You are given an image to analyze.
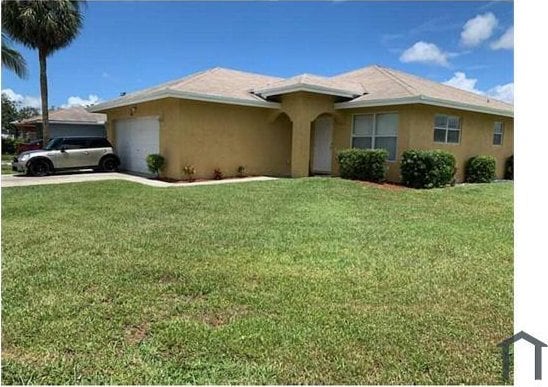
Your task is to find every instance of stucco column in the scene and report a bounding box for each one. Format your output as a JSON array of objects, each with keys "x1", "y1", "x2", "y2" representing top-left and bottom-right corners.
[{"x1": 291, "y1": 119, "x2": 311, "y2": 177}]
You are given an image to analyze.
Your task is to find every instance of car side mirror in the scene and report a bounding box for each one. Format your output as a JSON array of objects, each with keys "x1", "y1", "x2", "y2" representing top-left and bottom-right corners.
[{"x1": 60, "y1": 147, "x2": 67, "y2": 153}]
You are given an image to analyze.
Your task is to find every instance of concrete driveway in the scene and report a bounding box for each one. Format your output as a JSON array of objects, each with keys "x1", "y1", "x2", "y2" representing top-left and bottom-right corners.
[{"x1": 1, "y1": 171, "x2": 276, "y2": 188}]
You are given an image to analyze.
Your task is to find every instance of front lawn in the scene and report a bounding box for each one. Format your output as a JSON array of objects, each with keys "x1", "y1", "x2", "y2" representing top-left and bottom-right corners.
[
  {"x1": 1, "y1": 178, "x2": 513, "y2": 384},
  {"x1": 1, "y1": 154, "x2": 14, "y2": 175}
]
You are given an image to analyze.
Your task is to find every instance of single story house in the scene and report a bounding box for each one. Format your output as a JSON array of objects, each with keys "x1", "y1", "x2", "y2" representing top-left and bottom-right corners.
[
  {"x1": 14, "y1": 106, "x2": 107, "y2": 140},
  {"x1": 89, "y1": 65, "x2": 513, "y2": 182}
]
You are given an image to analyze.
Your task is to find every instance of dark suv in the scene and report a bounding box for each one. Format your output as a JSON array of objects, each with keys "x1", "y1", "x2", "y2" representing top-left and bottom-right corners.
[{"x1": 12, "y1": 136, "x2": 120, "y2": 176}]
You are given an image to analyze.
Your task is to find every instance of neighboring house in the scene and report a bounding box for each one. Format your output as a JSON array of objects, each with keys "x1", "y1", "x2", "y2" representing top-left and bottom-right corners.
[
  {"x1": 89, "y1": 65, "x2": 513, "y2": 182},
  {"x1": 14, "y1": 106, "x2": 107, "y2": 140}
]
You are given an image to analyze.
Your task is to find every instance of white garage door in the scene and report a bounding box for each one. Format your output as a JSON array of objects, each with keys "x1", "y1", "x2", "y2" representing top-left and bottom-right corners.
[{"x1": 115, "y1": 117, "x2": 160, "y2": 175}]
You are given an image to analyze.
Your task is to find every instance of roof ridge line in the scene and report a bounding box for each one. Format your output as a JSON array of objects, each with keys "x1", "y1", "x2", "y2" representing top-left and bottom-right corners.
[
  {"x1": 166, "y1": 67, "x2": 220, "y2": 90},
  {"x1": 208, "y1": 66, "x2": 284, "y2": 80},
  {"x1": 116, "y1": 68, "x2": 214, "y2": 100},
  {"x1": 378, "y1": 66, "x2": 513, "y2": 106},
  {"x1": 374, "y1": 65, "x2": 417, "y2": 96}
]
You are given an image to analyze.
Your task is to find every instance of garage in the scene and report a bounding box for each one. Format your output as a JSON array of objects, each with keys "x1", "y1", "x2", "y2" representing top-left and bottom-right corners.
[{"x1": 114, "y1": 117, "x2": 160, "y2": 175}]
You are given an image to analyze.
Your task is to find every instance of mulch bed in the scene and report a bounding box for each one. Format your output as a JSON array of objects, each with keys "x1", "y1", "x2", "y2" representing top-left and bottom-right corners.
[{"x1": 152, "y1": 176, "x2": 251, "y2": 184}]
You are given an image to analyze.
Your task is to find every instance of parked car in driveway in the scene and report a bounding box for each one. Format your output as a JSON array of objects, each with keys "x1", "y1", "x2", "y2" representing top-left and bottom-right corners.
[{"x1": 12, "y1": 136, "x2": 120, "y2": 176}]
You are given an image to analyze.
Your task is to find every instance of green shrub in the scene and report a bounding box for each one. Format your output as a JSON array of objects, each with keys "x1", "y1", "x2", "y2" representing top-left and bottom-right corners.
[
  {"x1": 400, "y1": 149, "x2": 456, "y2": 189},
  {"x1": 237, "y1": 165, "x2": 246, "y2": 178},
  {"x1": 146, "y1": 154, "x2": 165, "y2": 177},
  {"x1": 337, "y1": 148, "x2": 388, "y2": 183},
  {"x1": 465, "y1": 155, "x2": 496, "y2": 183},
  {"x1": 504, "y1": 155, "x2": 513, "y2": 180}
]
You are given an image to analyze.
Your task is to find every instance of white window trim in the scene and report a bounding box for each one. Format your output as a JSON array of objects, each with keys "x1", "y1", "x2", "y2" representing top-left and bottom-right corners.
[
  {"x1": 351, "y1": 112, "x2": 399, "y2": 162},
  {"x1": 433, "y1": 114, "x2": 461, "y2": 145},
  {"x1": 493, "y1": 121, "x2": 504, "y2": 146}
]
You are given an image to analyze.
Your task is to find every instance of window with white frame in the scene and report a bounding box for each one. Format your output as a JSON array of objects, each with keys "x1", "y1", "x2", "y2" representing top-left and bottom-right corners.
[
  {"x1": 433, "y1": 114, "x2": 461, "y2": 144},
  {"x1": 493, "y1": 121, "x2": 504, "y2": 145},
  {"x1": 352, "y1": 113, "x2": 398, "y2": 161}
]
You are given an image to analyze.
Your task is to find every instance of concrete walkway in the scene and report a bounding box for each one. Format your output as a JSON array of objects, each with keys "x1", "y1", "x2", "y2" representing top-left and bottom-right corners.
[{"x1": 1, "y1": 172, "x2": 277, "y2": 188}]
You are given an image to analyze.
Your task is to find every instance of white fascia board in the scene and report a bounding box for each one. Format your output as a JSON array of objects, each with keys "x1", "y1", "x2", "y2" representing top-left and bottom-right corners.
[
  {"x1": 334, "y1": 96, "x2": 419, "y2": 109},
  {"x1": 88, "y1": 89, "x2": 281, "y2": 112},
  {"x1": 167, "y1": 90, "x2": 281, "y2": 108},
  {"x1": 335, "y1": 95, "x2": 513, "y2": 117},
  {"x1": 419, "y1": 96, "x2": 514, "y2": 117},
  {"x1": 255, "y1": 83, "x2": 360, "y2": 98},
  {"x1": 47, "y1": 120, "x2": 105, "y2": 125},
  {"x1": 14, "y1": 120, "x2": 105, "y2": 125}
]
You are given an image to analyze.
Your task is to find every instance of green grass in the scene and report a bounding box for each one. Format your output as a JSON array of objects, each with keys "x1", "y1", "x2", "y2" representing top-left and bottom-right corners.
[
  {"x1": 1, "y1": 178, "x2": 513, "y2": 384},
  {"x1": 2, "y1": 154, "x2": 14, "y2": 174},
  {"x1": 1, "y1": 165, "x2": 14, "y2": 174}
]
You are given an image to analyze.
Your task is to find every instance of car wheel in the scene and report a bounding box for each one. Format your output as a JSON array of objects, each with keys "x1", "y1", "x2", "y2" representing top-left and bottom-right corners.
[
  {"x1": 28, "y1": 159, "x2": 51, "y2": 177},
  {"x1": 100, "y1": 156, "x2": 119, "y2": 172}
]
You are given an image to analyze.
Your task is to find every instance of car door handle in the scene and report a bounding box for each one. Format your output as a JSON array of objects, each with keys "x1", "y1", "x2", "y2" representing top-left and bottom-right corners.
[{"x1": 83, "y1": 151, "x2": 90, "y2": 155}]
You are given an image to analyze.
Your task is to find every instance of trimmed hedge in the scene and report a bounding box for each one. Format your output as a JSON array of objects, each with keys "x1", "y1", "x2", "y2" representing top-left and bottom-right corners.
[
  {"x1": 465, "y1": 155, "x2": 496, "y2": 183},
  {"x1": 337, "y1": 148, "x2": 388, "y2": 183},
  {"x1": 504, "y1": 155, "x2": 513, "y2": 180},
  {"x1": 400, "y1": 149, "x2": 456, "y2": 189}
]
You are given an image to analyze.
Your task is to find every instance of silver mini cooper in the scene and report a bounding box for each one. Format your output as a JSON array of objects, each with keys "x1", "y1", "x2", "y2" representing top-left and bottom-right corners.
[{"x1": 12, "y1": 136, "x2": 121, "y2": 176}]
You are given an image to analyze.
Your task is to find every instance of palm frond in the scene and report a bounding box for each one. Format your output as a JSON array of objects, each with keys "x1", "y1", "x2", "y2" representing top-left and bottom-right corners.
[
  {"x1": 1, "y1": 36, "x2": 28, "y2": 78},
  {"x1": 1, "y1": 0, "x2": 85, "y2": 55}
]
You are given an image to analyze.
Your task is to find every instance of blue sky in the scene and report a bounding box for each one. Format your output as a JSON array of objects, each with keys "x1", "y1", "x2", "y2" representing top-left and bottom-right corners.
[{"x1": 1, "y1": 1, "x2": 514, "y2": 109}]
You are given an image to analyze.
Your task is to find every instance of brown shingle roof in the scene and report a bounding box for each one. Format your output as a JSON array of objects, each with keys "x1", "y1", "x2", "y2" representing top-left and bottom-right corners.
[
  {"x1": 17, "y1": 106, "x2": 106, "y2": 125},
  {"x1": 92, "y1": 67, "x2": 283, "y2": 109},
  {"x1": 89, "y1": 65, "x2": 513, "y2": 116},
  {"x1": 252, "y1": 73, "x2": 364, "y2": 98},
  {"x1": 333, "y1": 65, "x2": 513, "y2": 113}
]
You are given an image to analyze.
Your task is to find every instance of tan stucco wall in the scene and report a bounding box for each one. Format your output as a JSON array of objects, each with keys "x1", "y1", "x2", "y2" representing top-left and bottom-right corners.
[
  {"x1": 406, "y1": 104, "x2": 513, "y2": 181},
  {"x1": 280, "y1": 92, "x2": 338, "y2": 177},
  {"x1": 333, "y1": 104, "x2": 513, "y2": 182},
  {"x1": 102, "y1": 97, "x2": 513, "y2": 183},
  {"x1": 104, "y1": 98, "x2": 291, "y2": 179}
]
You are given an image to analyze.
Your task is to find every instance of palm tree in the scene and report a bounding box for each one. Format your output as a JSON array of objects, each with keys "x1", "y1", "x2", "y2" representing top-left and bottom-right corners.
[
  {"x1": 2, "y1": 1, "x2": 84, "y2": 141},
  {"x1": 1, "y1": 34, "x2": 28, "y2": 78}
]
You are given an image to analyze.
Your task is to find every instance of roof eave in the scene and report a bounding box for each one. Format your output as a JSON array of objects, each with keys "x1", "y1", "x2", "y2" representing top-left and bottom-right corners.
[
  {"x1": 254, "y1": 83, "x2": 361, "y2": 99},
  {"x1": 14, "y1": 120, "x2": 105, "y2": 125},
  {"x1": 335, "y1": 95, "x2": 513, "y2": 117},
  {"x1": 88, "y1": 89, "x2": 281, "y2": 112}
]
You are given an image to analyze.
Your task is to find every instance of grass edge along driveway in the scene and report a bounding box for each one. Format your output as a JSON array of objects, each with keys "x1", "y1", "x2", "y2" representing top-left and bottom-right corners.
[{"x1": 1, "y1": 178, "x2": 513, "y2": 384}]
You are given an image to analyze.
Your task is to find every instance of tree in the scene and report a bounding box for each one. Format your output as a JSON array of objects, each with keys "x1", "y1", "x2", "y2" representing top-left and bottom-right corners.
[
  {"x1": 1, "y1": 93, "x2": 19, "y2": 135},
  {"x1": 19, "y1": 106, "x2": 40, "y2": 121},
  {"x1": 1, "y1": 93, "x2": 40, "y2": 138},
  {"x1": 1, "y1": 33, "x2": 28, "y2": 78},
  {"x1": 2, "y1": 1, "x2": 84, "y2": 141}
]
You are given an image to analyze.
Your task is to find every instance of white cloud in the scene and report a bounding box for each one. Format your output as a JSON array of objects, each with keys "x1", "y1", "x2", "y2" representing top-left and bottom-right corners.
[
  {"x1": 490, "y1": 26, "x2": 514, "y2": 50},
  {"x1": 443, "y1": 72, "x2": 483, "y2": 94},
  {"x1": 1, "y1": 88, "x2": 41, "y2": 109},
  {"x1": 487, "y1": 82, "x2": 514, "y2": 103},
  {"x1": 443, "y1": 72, "x2": 513, "y2": 103},
  {"x1": 460, "y1": 12, "x2": 498, "y2": 47},
  {"x1": 399, "y1": 41, "x2": 450, "y2": 67},
  {"x1": 61, "y1": 94, "x2": 102, "y2": 108}
]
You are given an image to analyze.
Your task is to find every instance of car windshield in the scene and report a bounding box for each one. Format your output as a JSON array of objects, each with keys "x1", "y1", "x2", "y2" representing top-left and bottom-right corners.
[{"x1": 44, "y1": 138, "x2": 63, "y2": 150}]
